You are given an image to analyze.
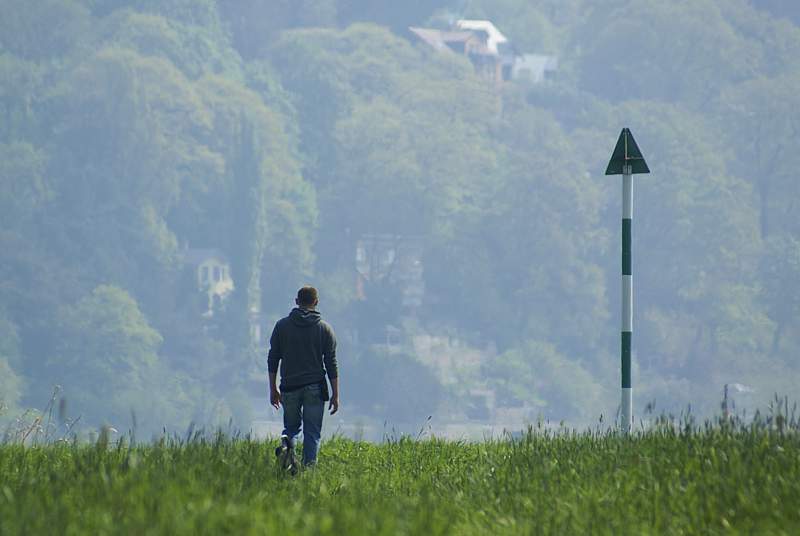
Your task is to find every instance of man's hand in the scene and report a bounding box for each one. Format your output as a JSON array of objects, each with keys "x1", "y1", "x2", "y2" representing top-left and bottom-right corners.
[
  {"x1": 269, "y1": 372, "x2": 280, "y2": 410},
  {"x1": 270, "y1": 388, "x2": 282, "y2": 410},
  {"x1": 328, "y1": 377, "x2": 339, "y2": 415}
]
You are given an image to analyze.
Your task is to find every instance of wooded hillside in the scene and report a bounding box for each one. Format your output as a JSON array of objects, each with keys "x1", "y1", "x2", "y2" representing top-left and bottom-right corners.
[{"x1": 1, "y1": 0, "x2": 798, "y2": 433}]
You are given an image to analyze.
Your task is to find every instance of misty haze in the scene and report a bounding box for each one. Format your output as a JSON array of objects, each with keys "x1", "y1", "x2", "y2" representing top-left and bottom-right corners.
[{"x1": 1, "y1": 0, "x2": 799, "y2": 441}]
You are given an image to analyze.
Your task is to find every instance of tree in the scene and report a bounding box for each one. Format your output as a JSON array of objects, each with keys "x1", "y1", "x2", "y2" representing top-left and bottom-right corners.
[
  {"x1": 48, "y1": 46, "x2": 223, "y2": 282},
  {"x1": 425, "y1": 105, "x2": 607, "y2": 355},
  {"x1": 272, "y1": 22, "x2": 498, "y2": 312},
  {"x1": 717, "y1": 74, "x2": 800, "y2": 239},
  {"x1": 0, "y1": 142, "x2": 49, "y2": 230},
  {"x1": 187, "y1": 73, "x2": 317, "y2": 318},
  {"x1": 97, "y1": 9, "x2": 242, "y2": 79},
  {"x1": 761, "y1": 235, "x2": 800, "y2": 358},
  {"x1": 485, "y1": 340, "x2": 607, "y2": 422},
  {"x1": 48, "y1": 285, "x2": 188, "y2": 431},
  {"x1": 0, "y1": 0, "x2": 90, "y2": 61},
  {"x1": 348, "y1": 348, "x2": 442, "y2": 423},
  {"x1": 0, "y1": 54, "x2": 44, "y2": 141},
  {"x1": 576, "y1": 0, "x2": 757, "y2": 105},
  {"x1": 220, "y1": 0, "x2": 337, "y2": 59}
]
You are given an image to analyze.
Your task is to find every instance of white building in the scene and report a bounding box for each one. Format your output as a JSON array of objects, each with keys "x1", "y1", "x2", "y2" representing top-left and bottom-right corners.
[
  {"x1": 409, "y1": 19, "x2": 557, "y2": 85},
  {"x1": 183, "y1": 248, "x2": 234, "y2": 317}
]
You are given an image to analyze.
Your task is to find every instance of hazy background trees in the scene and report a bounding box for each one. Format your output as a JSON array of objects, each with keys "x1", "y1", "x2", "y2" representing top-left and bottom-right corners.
[{"x1": 0, "y1": 0, "x2": 798, "y2": 434}]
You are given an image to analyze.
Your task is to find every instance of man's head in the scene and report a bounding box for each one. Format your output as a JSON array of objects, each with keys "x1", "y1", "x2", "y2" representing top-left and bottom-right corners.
[{"x1": 295, "y1": 286, "x2": 319, "y2": 309}]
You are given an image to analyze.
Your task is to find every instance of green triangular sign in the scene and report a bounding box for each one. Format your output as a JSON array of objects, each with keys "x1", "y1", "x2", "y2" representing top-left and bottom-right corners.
[{"x1": 605, "y1": 128, "x2": 650, "y2": 175}]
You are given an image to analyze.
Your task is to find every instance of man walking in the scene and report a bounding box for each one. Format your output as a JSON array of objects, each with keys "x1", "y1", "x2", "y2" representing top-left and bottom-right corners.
[{"x1": 268, "y1": 286, "x2": 339, "y2": 467}]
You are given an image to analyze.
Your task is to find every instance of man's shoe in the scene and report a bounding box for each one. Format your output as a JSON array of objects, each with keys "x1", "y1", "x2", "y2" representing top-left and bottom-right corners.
[{"x1": 275, "y1": 434, "x2": 299, "y2": 475}]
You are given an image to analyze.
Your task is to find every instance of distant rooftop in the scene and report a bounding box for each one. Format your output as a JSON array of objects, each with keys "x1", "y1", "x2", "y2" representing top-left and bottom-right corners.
[
  {"x1": 408, "y1": 27, "x2": 474, "y2": 52},
  {"x1": 408, "y1": 19, "x2": 557, "y2": 85},
  {"x1": 454, "y1": 20, "x2": 509, "y2": 55}
]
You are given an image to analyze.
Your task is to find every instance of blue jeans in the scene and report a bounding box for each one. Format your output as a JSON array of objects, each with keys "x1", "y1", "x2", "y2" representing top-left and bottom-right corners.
[{"x1": 281, "y1": 383, "x2": 325, "y2": 465}]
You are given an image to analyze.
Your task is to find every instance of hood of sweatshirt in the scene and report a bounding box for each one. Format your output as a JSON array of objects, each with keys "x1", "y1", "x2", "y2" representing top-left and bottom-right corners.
[{"x1": 289, "y1": 307, "x2": 321, "y2": 327}]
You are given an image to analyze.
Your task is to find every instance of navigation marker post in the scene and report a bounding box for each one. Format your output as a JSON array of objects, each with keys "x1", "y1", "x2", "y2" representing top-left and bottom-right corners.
[{"x1": 605, "y1": 128, "x2": 649, "y2": 433}]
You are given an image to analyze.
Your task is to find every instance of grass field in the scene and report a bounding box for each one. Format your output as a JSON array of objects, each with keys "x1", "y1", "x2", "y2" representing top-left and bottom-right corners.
[{"x1": 1, "y1": 418, "x2": 799, "y2": 535}]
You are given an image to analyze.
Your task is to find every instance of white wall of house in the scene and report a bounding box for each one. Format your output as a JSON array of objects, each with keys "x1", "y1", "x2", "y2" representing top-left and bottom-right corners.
[{"x1": 196, "y1": 256, "x2": 234, "y2": 315}]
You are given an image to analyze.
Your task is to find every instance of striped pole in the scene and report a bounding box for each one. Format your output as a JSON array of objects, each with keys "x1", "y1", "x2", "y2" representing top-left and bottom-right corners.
[
  {"x1": 605, "y1": 128, "x2": 649, "y2": 433},
  {"x1": 621, "y1": 166, "x2": 633, "y2": 432}
]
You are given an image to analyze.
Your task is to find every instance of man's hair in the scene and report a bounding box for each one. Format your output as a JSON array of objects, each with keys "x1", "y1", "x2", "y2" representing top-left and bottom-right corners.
[{"x1": 297, "y1": 286, "x2": 318, "y2": 306}]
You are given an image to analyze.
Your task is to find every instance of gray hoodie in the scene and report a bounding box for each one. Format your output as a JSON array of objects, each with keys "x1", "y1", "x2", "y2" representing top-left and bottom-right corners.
[{"x1": 267, "y1": 308, "x2": 338, "y2": 392}]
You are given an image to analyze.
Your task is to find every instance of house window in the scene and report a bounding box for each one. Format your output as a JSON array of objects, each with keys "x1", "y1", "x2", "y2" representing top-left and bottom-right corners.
[
  {"x1": 213, "y1": 266, "x2": 221, "y2": 282},
  {"x1": 201, "y1": 266, "x2": 209, "y2": 283}
]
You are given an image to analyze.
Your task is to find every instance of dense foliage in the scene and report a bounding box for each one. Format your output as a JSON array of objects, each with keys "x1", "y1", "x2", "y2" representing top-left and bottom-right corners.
[
  {"x1": 1, "y1": 0, "x2": 798, "y2": 432},
  {"x1": 1, "y1": 419, "x2": 799, "y2": 534}
]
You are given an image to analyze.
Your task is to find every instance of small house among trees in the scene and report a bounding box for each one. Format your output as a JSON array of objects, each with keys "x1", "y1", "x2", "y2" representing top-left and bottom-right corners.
[
  {"x1": 184, "y1": 248, "x2": 234, "y2": 317},
  {"x1": 409, "y1": 20, "x2": 556, "y2": 86}
]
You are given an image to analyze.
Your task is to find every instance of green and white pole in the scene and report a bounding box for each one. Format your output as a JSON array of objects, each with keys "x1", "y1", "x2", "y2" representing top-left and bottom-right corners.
[
  {"x1": 621, "y1": 165, "x2": 633, "y2": 431},
  {"x1": 605, "y1": 128, "x2": 649, "y2": 433}
]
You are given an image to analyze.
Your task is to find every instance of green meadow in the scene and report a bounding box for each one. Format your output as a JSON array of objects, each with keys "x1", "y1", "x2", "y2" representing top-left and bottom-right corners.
[{"x1": 1, "y1": 419, "x2": 798, "y2": 535}]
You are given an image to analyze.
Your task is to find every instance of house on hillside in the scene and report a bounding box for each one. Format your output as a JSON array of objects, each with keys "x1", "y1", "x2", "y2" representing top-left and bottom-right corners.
[
  {"x1": 183, "y1": 248, "x2": 235, "y2": 317},
  {"x1": 182, "y1": 247, "x2": 264, "y2": 348},
  {"x1": 409, "y1": 19, "x2": 556, "y2": 86},
  {"x1": 453, "y1": 19, "x2": 515, "y2": 82}
]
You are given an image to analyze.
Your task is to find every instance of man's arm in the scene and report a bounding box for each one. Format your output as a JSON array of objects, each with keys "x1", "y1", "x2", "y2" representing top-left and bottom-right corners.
[
  {"x1": 328, "y1": 376, "x2": 339, "y2": 415},
  {"x1": 323, "y1": 325, "x2": 339, "y2": 415},
  {"x1": 267, "y1": 324, "x2": 282, "y2": 409}
]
